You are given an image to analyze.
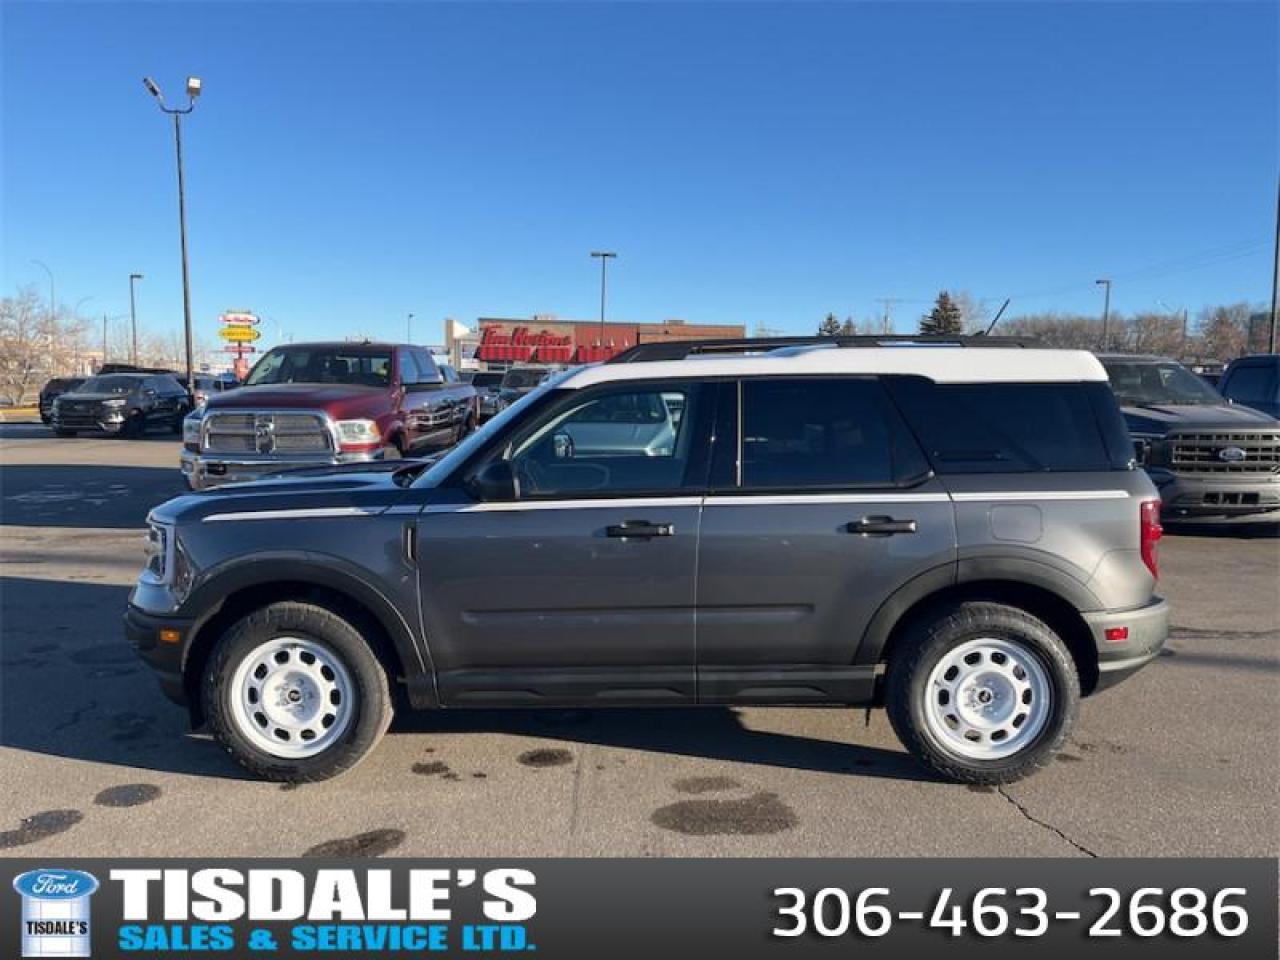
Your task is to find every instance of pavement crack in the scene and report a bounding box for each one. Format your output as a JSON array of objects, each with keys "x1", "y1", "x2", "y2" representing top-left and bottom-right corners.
[{"x1": 996, "y1": 787, "x2": 1097, "y2": 858}]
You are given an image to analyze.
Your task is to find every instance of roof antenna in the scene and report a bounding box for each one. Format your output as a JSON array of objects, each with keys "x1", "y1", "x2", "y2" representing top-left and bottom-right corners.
[{"x1": 982, "y1": 298, "x2": 1011, "y2": 336}]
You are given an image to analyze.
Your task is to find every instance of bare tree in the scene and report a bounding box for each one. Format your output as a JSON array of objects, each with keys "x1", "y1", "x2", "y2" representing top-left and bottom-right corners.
[
  {"x1": 0, "y1": 286, "x2": 91, "y2": 404},
  {"x1": 1195, "y1": 304, "x2": 1251, "y2": 361}
]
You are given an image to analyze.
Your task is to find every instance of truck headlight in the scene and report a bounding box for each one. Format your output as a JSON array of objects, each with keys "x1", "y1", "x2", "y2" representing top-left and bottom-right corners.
[
  {"x1": 143, "y1": 521, "x2": 170, "y2": 583},
  {"x1": 102, "y1": 397, "x2": 127, "y2": 407},
  {"x1": 335, "y1": 419, "x2": 381, "y2": 446},
  {"x1": 182, "y1": 412, "x2": 203, "y2": 451}
]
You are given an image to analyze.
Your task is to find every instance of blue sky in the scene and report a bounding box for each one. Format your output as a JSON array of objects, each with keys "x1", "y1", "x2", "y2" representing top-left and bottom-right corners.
[{"x1": 2, "y1": 1, "x2": 1276, "y2": 348}]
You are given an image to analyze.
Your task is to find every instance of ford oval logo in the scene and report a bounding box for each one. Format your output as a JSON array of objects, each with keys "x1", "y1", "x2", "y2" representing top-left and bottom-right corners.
[
  {"x1": 13, "y1": 869, "x2": 99, "y2": 899},
  {"x1": 1218, "y1": 446, "x2": 1247, "y2": 463}
]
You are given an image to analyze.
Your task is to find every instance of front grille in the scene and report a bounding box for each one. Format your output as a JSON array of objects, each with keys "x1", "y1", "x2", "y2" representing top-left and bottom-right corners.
[
  {"x1": 1169, "y1": 432, "x2": 1280, "y2": 475},
  {"x1": 203, "y1": 411, "x2": 332, "y2": 457}
]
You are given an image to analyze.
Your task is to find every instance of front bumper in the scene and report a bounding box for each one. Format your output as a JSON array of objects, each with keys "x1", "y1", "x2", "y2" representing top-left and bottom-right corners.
[
  {"x1": 124, "y1": 603, "x2": 193, "y2": 706},
  {"x1": 1084, "y1": 597, "x2": 1169, "y2": 693},
  {"x1": 180, "y1": 448, "x2": 379, "y2": 490},
  {"x1": 51, "y1": 410, "x2": 127, "y2": 433},
  {"x1": 1148, "y1": 469, "x2": 1280, "y2": 524}
]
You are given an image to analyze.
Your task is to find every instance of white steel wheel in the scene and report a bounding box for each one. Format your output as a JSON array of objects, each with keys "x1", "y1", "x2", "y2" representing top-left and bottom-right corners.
[
  {"x1": 922, "y1": 636, "x2": 1052, "y2": 760},
  {"x1": 228, "y1": 637, "x2": 355, "y2": 759}
]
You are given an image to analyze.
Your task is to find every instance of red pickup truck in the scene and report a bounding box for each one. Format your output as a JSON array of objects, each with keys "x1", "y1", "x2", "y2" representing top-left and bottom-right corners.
[{"x1": 180, "y1": 341, "x2": 478, "y2": 490}]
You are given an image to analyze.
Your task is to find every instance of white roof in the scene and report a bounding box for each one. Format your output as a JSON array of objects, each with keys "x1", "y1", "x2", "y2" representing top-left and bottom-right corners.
[{"x1": 560, "y1": 346, "x2": 1108, "y2": 389}]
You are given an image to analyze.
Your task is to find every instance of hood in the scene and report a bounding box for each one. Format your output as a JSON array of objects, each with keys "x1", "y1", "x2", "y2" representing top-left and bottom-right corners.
[
  {"x1": 150, "y1": 464, "x2": 417, "y2": 526},
  {"x1": 204, "y1": 383, "x2": 387, "y2": 419},
  {"x1": 57, "y1": 392, "x2": 131, "y2": 404},
  {"x1": 1121, "y1": 401, "x2": 1280, "y2": 436}
]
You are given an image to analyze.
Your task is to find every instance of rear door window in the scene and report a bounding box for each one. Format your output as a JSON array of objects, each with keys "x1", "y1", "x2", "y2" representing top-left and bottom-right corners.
[
  {"x1": 738, "y1": 378, "x2": 929, "y2": 489},
  {"x1": 885, "y1": 377, "x2": 1128, "y2": 473}
]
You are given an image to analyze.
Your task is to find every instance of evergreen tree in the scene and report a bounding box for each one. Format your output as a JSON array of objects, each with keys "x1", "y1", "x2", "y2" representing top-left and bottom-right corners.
[
  {"x1": 920, "y1": 291, "x2": 964, "y2": 336},
  {"x1": 818, "y1": 313, "x2": 842, "y2": 337}
]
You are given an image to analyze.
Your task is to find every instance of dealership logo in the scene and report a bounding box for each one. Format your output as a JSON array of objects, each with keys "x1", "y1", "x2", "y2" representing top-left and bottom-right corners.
[
  {"x1": 1217, "y1": 446, "x2": 1247, "y2": 463},
  {"x1": 13, "y1": 869, "x2": 99, "y2": 958}
]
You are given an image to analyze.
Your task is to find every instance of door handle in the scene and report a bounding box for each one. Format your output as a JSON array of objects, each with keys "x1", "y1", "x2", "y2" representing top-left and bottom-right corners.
[
  {"x1": 846, "y1": 515, "x2": 917, "y2": 536},
  {"x1": 606, "y1": 520, "x2": 675, "y2": 539}
]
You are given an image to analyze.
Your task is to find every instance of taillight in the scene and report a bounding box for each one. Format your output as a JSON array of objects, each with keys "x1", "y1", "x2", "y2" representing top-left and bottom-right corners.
[{"x1": 1140, "y1": 498, "x2": 1162, "y2": 579}]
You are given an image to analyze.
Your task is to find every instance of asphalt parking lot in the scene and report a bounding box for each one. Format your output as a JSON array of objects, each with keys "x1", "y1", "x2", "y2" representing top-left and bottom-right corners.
[{"x1": 2, "y1": 423, "x2": 1277, "y2": 859}]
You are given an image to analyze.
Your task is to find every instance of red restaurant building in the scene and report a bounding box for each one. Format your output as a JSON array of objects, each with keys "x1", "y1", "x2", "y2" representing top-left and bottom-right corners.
[{"x1": 471, "y1": 316, "x2": 746, "y2": 367}]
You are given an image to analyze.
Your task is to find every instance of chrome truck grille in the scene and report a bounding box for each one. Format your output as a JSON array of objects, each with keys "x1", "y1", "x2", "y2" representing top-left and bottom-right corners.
[
  {"x1": 203, "y1": 411, "x2": 332, "y2": 456},
  {"x1": 1169, "y1": 432, "x2": 1280, "y2": 475}
]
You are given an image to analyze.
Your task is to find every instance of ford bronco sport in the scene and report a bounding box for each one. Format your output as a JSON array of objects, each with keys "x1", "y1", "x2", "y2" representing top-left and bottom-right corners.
[{"x1": 127, "y1": 336, "x2": 1168, "y2": 784}]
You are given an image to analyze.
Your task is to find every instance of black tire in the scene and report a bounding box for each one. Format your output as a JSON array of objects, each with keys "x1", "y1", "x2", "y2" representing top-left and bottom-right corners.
[
  {"x1": 202, "y1": 601, "x2": 393, "y2": 782},
  {"x1": 53, "y1": 428, "x2": 76, "y2": 438},
  {"x1": 122, "y1": 410, "x2": 146, "y2": 438},
  {"x1": 885, "y1": 601, "x2": 1079, "y2": 785}
]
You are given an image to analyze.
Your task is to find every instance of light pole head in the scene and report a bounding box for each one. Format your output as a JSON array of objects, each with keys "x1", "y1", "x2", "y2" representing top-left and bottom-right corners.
[
  {"x1": 1095, "y1": 278, "x2": 1109, "y2": 287},
  {"x1": 130, "y1": 273, "x2": 143, "y2": 281},
  {"x1": 186, "y1": 77, "x2": 202, "y2": 99},
  {"x1": 143, "y1": 77, "x2": 163, "y2": 101},
  {"x1": 590, "y1": 251, "x2": 617, "y2": 259}
]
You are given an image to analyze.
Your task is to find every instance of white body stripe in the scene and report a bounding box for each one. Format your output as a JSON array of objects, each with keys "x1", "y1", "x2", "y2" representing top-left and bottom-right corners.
[
  {"x1": 950, "y1": 490, "x2": 1130, "y2": 502},
  {"x1": 202, "y1": 489, "x2": 1130, "y2": 522}
]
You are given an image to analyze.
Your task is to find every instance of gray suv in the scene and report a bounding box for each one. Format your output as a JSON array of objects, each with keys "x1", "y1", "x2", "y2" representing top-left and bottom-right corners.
[{"x1": 126, "y1": 337, "x2": 1168, "y2": 785}]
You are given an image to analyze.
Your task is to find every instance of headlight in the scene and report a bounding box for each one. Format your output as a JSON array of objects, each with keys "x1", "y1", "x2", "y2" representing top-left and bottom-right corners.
[
  {"x1": 1131, "y1": 434, "x2": 1169, "y2": 468},
  {"x1": 182, "y1": 412, "x2": 203, "y2": 450},
  {"x1": 335, "y1": 419, "x2": 381, "y2": 445},
  {"x1": 143, "y1": 522, "x2": 170, "y2": 583},
  {"x1": 102, "y1": 397, "x2": 127, "y2": 407}
]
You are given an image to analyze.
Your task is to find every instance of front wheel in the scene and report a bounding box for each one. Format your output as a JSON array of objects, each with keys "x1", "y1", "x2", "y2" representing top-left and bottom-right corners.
[
  {"x1": 53, "y1": 428, "x2": 76, "y2": 438},
  {"x1": 885, "y1": 601, "x2": 1079, "y2": 785},
  {"x1": 202, "y1": 601, "x2": 393, "y2": 782}
]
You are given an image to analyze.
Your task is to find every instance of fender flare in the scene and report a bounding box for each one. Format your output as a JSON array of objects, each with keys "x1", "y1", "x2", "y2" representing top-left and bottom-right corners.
[
  {"x1": 181, "y1": 552, "x2": 437, "y2": 708},
  {"x1": 854, "y1": 555, "x2": 1101, "y2": 666}
]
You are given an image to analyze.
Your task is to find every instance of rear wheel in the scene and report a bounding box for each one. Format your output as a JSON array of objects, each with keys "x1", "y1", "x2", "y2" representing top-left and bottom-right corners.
[
  {"x1": 885, "y1": 601, "x2": 1079, "y2": 784},
  {"x1": 122, "y1": 410, "x2": 146, "y2": 438},
  {"x1": 202, "y1": 601, "x2": 393, "y2": 782}
]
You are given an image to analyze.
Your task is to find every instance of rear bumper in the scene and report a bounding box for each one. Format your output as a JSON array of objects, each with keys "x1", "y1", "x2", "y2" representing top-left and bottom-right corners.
[
  {"x1": 1084, "y1": 597, "x2": 1169, "y2": 693},
  {"x1": 124, "y1": 604, "x2": 192, "y2": 706}
]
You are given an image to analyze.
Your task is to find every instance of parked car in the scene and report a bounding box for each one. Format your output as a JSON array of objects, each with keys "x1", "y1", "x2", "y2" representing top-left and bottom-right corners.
[
  {"x1": 179, "y1": 341, "x2": 478, "y2": 490},
  {"x1": 38, "y1": 377, "x2": 85, "y2": 424},
  {"x1": 1099, "y1": 354, "x2": 1280, "y2": 525},
  {"x1": 498, "y1": 365, "x2": 555, "y2": 407},
  {"x1": 129, "y1": 336, "x2": 1167, "y2": 785},
  {"x1": 464, "y1": 371, "x2": 507, "y2": 422},
  {"x1": 192, "y1": 373, "x2": 240, "y2": 409},
  {"x1": 51, "y1": 373, "x2": 191, "y2": 438},
  {"x1": 1219, "y1": 354, "x2": 1280, "y2": 418}
]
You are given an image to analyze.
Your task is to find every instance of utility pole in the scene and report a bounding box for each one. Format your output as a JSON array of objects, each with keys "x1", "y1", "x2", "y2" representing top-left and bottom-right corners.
[
  {"x1": 590, "y1": 251, "x2": 617, "y2": 345},
  {"x1": 1096, "y1": 278, "x2": 1112, "y2": 351},
  {"x1": 406, "y1": 313, "x2": 415, "y2": 343},
  {"x1": 102, "y1": 315, "x2": 108, "y2": 367},
  {"x1": 129, "y1": 273, "x2": 143, "y2": 365},
  {"x1": 1270, "y1": 174, "x2": 1278, "y2": 353}
]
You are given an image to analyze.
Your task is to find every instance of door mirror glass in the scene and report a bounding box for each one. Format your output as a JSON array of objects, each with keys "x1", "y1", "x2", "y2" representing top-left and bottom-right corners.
[{"x1": 470, "y1": 460, "x2": 517, "y2": 501}]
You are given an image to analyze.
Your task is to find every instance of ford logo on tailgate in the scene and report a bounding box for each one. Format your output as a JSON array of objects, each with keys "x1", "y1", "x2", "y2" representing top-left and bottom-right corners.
[{"x1": 1217, "y1": 446, "x2": 1247, "y2": 463}]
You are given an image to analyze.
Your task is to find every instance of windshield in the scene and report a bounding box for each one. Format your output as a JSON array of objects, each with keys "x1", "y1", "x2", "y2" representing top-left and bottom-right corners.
[
  {"x1": 413, "y1": 371, "x2": 573, "y2": 488},
  {"x1": 78, "y1": 375, "x2": 142, "y2": 394},
  {"x1": 501, "y1": 368, "x2": 546, "y2": 390},
  {"x1": 1102, "y1": 360, "x2": 1223, "y2": 406},
  {"x1": 244, "y1": 346, "x2": 393, "y2": 387}
]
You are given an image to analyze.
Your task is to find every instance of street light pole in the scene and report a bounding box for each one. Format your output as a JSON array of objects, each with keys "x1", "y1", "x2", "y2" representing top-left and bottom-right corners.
[
  {"x1": 407, "y1": 313, "x2": 415, "y2": 344},
  {"x1": 129, "y1": 273, "x2": 144, "y2": 365},
  {"x1": 1269, "y1": 174, "x2": 1278, "y2": 353},
  {"x1": 590, "y1": 251, "x2": 617, "y2": 346},
  {"x1": 1095, "y1": 278, "x2": 1112, "y2": 351},
  {"x1": 143, "y1": 76, "x2": 201, "y2": 391},
  {"x1": 31, "y1": 259, "x2": 55, "y2": 322}
]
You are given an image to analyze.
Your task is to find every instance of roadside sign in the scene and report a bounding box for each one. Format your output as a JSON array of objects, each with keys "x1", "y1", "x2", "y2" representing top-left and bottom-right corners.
[
  {"x1": 220, "y1": 312, "x2": 259, "y2": 326},
  {"x1": 218, "y1": 326, "x2": 260, "y2": 342},
  {"x1": 223, "y1": 345, "x2": 256, "y2": 354}
]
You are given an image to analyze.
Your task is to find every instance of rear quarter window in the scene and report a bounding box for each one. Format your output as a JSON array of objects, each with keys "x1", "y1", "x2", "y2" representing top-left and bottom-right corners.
[{"x1": 885, "y1": 377, "x2": 1131, "y2": 473}]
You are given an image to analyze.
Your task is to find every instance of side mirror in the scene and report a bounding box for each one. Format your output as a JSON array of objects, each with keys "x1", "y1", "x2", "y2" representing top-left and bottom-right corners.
[
  {"x1": 469, "y1": 460, "x2": 517, "y2": 502},
  {"x1": 552, "y1": 432, "x2": 575, "y2": 459}
]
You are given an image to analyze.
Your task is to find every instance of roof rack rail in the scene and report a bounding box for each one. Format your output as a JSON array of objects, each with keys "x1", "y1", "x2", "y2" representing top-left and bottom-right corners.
[{"x1": 607, "y1": 334, "x2": 1042, "y2": 364}]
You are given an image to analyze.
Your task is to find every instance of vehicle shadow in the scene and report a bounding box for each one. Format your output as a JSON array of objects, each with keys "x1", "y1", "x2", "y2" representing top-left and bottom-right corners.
[
  {"x1": 1, "y1": 575, "x2": 933, "y2": 784},
  {"x1": 1, "y1": 465, "x2": 187, "y2": 529}
]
